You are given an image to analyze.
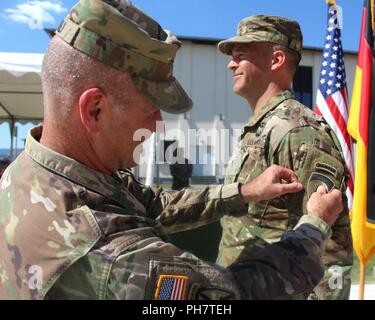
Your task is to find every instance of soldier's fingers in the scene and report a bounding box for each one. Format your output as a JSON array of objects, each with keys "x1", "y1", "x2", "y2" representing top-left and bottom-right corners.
[
  {"x1": 316, "y1": 184, "x2": 328, "y2": 194},
  {"x1": 277, "y1": 182, "x2": 303, "y2": 195},
  {"x1": 274, "y1": 166, "x2": 299, "y2": 183},
  {"x1": 327, "y1": 189, "x2": 343, "y2": 212},
  {"x1": 330, "y1": 188, "x2": 341, "y2": 195},
  {"x1": 330, "y1": 189, "x2": 342, "y2": 201}
]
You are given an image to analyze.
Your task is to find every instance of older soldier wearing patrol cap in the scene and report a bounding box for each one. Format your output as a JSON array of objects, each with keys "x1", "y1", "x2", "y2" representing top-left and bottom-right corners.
[
  {"x1": 217, "y1": 15, "x2": 353, "y2": 300},
  {"x1": 0, "y1": 1, "x2": 343, "y2": 300}
]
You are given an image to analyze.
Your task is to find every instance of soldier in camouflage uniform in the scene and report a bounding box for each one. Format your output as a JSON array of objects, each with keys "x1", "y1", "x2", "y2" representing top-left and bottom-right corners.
[
  {"x1": 170, "y1": 149, "x2": 193, "y2": 190},
  {"x1": 217, "y1": 15, "x2": 353, "y2": 299},
  {"x1": 0, "y1": 1, "x2": 343, "y2": 300}
]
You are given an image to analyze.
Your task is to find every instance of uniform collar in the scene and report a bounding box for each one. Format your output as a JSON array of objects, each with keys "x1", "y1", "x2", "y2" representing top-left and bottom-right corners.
[
  {"x1": 25, "y1": 126, "x2": 145, "y2": 214},
  {"x1": 246, "y1": 90, "x2": 294, "y2": 128}
]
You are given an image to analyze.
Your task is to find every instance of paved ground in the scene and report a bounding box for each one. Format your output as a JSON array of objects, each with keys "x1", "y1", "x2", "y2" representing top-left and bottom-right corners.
[{"x1": 350, "y1": 283, "x2": 375, "y2": 300}]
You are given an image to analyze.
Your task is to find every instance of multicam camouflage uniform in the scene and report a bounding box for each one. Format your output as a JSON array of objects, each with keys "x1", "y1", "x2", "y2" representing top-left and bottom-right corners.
[
  {"x1": 217, "y1": 91, "x2": 353, "y2": 299},
  {"x1": 217, "y1": 14, "x2": 353, "y2": 300},
  {"x1": 0, "y1": 2, "x2": 335, "y2": 300},
  {"x1": 0, "y1": 126, "x2": 332, "y2": 299}
]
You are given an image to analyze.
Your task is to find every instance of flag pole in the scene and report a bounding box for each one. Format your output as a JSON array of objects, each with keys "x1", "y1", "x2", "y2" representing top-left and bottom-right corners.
[{"x1": 359, "y1": 262, "x2": 365, "y2": 300}]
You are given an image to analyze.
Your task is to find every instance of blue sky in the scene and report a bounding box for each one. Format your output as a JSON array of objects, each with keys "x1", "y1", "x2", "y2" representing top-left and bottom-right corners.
[{"x1": 0, "y1": 0, "x2": 364, "y2": 151}]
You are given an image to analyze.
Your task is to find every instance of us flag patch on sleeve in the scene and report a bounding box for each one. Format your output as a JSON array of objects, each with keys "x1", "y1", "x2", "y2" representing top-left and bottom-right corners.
[{"x1": 154, "y1": 275, "x2": 188, "y2": 300}]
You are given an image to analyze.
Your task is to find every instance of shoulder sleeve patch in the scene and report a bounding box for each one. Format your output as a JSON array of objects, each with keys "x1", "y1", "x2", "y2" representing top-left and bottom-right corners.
[
  {"x1": 292, "y1": 143, "x2": 345, "y2": 216},
  {"x1": 154, "y1": 275, "x2": 188, "y2": 300},
  {"x1": 146, "y1": 256, "x2": 240, "y2": 300}
]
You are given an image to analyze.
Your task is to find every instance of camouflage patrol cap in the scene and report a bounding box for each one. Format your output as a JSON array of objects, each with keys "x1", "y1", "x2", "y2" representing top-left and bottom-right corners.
[
  {"x1": 218, "y1": 15, "x2": 303, "y2": 58},
  {"x1": 56, "y1": 0, "x2": 192, "y2": 114}
]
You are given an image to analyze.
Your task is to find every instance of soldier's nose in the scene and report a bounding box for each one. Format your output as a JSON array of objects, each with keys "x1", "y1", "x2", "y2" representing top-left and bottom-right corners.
[{"x1": 228, "y1": 59, "x2": 238, "y2": 71}]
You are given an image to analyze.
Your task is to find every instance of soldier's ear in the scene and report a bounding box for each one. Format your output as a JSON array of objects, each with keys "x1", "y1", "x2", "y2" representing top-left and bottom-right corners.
[
  {"x1": 271, "y1": 49, "x2": 287, "y2": 71},
  {"x1": 78, "y1": 88, "x2": 108, "y2": 134}
]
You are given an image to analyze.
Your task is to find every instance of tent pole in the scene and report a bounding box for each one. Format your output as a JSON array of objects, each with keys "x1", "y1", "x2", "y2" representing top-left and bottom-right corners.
[
  {"x1": 15, "y1": 125, "x2": 18, "y2": 157},
  {"x1": 0, "y1": 101, "x2": 15, "y2": 160},
  {"x1": 9, "y1": 121, "x2": 14, "y2": 161}
]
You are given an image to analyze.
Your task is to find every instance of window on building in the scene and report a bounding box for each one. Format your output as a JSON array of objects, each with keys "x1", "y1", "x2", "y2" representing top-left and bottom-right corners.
[{"x1": 293, "y1": 66, "x2": 313, "y2": 109}]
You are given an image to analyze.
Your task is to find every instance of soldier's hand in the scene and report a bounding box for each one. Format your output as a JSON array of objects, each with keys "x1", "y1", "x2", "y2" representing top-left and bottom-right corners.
[
  {"x1": 307, "y1": 185, "x2": 343, "y2": 226},
  {"x1": 239, "y1": 165, "x2": 303, "y2": 203}
]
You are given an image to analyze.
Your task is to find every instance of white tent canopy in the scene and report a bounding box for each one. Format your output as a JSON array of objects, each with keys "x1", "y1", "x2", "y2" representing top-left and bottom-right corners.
[{"x1": 0, "y1": 52, "x2": 44, "y2": 124}]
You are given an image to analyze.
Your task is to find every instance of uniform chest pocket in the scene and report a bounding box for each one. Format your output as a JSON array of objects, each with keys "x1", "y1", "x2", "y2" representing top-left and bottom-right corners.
[
  {"x1": 224, "y1": 145, "x2": 269, "y2": 225},
  {"x1": 225, "y1": 145, "x2": 268, "y2": 184}
]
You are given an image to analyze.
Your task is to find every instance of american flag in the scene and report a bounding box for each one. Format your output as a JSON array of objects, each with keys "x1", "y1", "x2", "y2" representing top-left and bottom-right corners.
[
  {"x1": 155, "y1": 275, "x2": 188, "y2": 300},
  {"x1": 315, "y1": 3, "x2": 354, "y2": 209}
]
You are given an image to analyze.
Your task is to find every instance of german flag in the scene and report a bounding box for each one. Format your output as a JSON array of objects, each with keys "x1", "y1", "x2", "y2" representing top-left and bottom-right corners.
[{"x1": 348, "y1": 0, "x2": 375, "y2": 266}]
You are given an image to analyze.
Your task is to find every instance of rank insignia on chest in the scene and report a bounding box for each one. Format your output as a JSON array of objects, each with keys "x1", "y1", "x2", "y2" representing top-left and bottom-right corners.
[{"x1": 154, "y1": 275, "x2": 188, "y2": 300}]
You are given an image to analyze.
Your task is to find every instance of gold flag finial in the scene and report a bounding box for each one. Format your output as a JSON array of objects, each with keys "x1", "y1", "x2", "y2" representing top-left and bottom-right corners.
[{"x1": 326, "y1": 0, "x2": 337, "y2": 5}]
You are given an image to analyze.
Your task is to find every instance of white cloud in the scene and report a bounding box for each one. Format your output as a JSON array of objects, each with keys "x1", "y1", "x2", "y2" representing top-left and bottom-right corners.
[{"x1": 3, "y1": 1, "x2": 67, "y2": 30}]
